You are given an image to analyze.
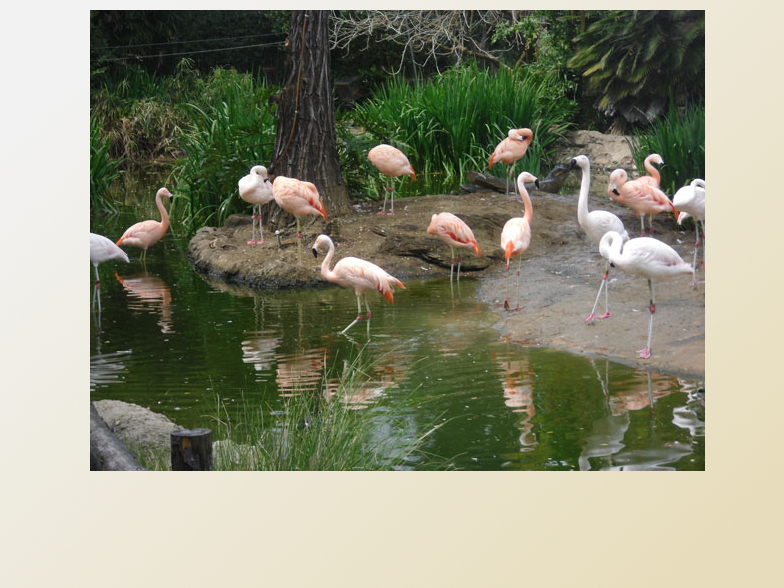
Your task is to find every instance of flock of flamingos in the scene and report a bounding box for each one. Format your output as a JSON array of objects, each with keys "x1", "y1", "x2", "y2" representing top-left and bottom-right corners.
[{"x1": 90, "y1": 127, "x2": 705, "y2": 360}]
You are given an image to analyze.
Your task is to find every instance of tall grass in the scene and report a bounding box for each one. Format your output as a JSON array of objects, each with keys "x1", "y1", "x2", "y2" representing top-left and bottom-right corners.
[
  {"x1": 350, "y1": 62, "x2": 575, "y2": 197},
  {"x1": 90, "y1": 112, "x2": 123, "y2": 213},
  {"x1": 171, "y1": 69, "x2": 278, "y2": 231},
  {"x1": 627, "y1": 101, "x2": 705, "y2": 195}
]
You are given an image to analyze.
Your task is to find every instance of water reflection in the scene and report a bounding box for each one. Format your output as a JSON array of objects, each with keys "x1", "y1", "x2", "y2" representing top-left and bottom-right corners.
[
  {"x1": 115, "y1": 271, "x2": 173, "y2": 333},
  {"x1": 578, "y1": 360, "x2": 697, "y2": 471},
  {"x1": 492, "y1": 348, "x2": 537, "y2": 450}
]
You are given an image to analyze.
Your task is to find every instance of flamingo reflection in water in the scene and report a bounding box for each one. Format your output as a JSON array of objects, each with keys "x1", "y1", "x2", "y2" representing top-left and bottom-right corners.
[
  {"x1": 579, "y1": 362, "x2": 693, "y2": 471},
  {"x1": 492, "y1": 349, "x2": 537, "y2": 450},
  {"x1": 114, "y1": 272, "x2": 173, "y2": 334}
]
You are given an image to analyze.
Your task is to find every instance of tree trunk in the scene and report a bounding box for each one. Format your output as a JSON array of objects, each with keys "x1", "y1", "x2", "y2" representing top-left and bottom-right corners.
[{"x1": 266, "y1": 11, "x2": 350, "y2": 229}]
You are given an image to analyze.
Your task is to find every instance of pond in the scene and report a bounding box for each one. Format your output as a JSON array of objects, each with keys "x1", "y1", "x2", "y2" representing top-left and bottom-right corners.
[{"x1": 90, "y1": 201, "x2": 705, "y2": 471}]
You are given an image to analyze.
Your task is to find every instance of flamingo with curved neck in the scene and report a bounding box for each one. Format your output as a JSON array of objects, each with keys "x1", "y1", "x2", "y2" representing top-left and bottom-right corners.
[
  {"x1": 572, "y1": 154, "x2": 629, "y2": 322},
  {"x1": 116, "y1": 187, "x2": 173, "y2": 264},
  {"x1": 311, "y1": 234, "x2": 405, "y2": 334},
  {"x1": 500, "y1": 171, "x2": 538, "y2": 310}
]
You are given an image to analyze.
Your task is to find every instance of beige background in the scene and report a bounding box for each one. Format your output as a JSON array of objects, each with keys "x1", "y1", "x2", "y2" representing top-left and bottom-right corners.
[{"x1": 3, "y1": 4, "x2": 779, "y2": 587}]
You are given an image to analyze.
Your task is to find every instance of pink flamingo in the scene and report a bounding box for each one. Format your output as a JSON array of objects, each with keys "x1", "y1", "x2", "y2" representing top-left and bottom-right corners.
[
  {"x1": 426, "y1": 212, "x2": 482, "y2": 281},
  {"x1": 367, "y1": 144, "x2": 417, "y2": 216},
  {"x1": 238, "y1": 165, "x2": 274, "y2": 245},
  {"x1": 673, "y1": 178, "x2": 705, "y2": 279},
  {"x1": 115, "y1": 187, "x2": 173, "y2": 264},
  {"x1": 607, "y1": 169, "x2": 676, "y2": 236},
  {"x1": 272, "y1": 175, "x2": 328, "y2": 261},
  {"x1": 571, "y1": 155, "x2": 629, "y2": 322},
  {"x1": 500, "y1": 171, "x2": 538, "y2": 310},
  {"x1": 311, "y1": 234, "x2": 405, "y2": 334},
  {"x1": 599, "y1": 231, "x2": 694, "y2": 359},
  {"x1": 488, "y1": 128, "x2": 534, "y2": 200}
]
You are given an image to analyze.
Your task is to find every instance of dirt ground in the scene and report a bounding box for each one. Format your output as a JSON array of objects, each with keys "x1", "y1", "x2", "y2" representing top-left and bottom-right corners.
[{"x1": 187, "y1": 131, "x2": 704, "y2": 379}]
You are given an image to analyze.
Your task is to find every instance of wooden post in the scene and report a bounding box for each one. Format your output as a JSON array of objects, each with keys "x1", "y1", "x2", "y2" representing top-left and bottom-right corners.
[{"x1": 170, "y1": 428, "x2": 213, "y2": 471}]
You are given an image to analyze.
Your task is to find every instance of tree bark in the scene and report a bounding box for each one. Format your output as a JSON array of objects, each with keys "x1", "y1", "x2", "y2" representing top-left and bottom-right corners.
[
  {"x1": 90, "y1": 402, "x2": 147, "y2": 471},
  {"x1": 266, "y1": 11, "x2": 350, "y2": 228}
]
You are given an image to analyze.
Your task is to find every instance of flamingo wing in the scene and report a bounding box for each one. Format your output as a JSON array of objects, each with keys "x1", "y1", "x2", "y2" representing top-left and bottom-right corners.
[
  {"x1": 500, "y1": 217, "x2": 531, "y2": 261},
  {"x1": 333, "y1": 257, "x2": 403, "y2": 303},
  {"x1": 116, "y1": 220, "x2": 163, "y2": 248}
]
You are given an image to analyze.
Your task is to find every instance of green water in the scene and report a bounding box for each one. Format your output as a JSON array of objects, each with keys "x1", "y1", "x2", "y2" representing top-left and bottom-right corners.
[{"x1": 90, "y1": 210, "x2": 705, "y2": 471}]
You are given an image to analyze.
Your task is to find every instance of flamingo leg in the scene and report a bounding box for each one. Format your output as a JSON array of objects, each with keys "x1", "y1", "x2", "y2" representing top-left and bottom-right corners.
[
  {"x1": 457, "y1": 256, "x2": 462, "y2": 281},
  {"x1": 586, "y1": 263, "x2": 613, "y2": 323},
  {"x1": 504, "y1": 262, "x2": 511, "y2": 310},
  {"x1": 340, "y1": 294, "x2": 364, "y2": 334},
  {"x1": 248, "y1": 205, "x2": 257, "y2": 244},
  {"x1": 257, "y1": 205, "x2": 264, "y2": 244},
  {"x1": 295, "y1": 218, "x2": 303, "y2": 263},
  {"x1": 637, "y1": 279, "x2": 655, "y2": 359},
  {"x1": 514, "y1": 255, "x2": 522, "y2": 310},
  {"x1": 448, "y1": 246, "x2": 455, "y2": 282}
]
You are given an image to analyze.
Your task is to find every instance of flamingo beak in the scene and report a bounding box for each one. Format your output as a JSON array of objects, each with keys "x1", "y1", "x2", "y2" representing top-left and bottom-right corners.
[
  {"x1": 611, "y1": 188, "x2": 620, "y2": 196},
  {"x1": 534, "y1": 179, "x2": 540, "y2": 189},
  {"x1": 312, "y1": 248, "x2": 319, "y2": 258}
]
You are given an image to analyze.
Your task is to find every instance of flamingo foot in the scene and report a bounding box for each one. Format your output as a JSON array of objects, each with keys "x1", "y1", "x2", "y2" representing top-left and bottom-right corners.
[
  {"x1": 637, "y1": 347, "x2": 652, "y2": 359},
  {"x1": 377, "y1": 210, "x2": 387, "y2": 215},
  {"x1": 514, "y1": 305, "x2": 521, "y2": 311},
  {"x1": 256, "y1": 239, "x2": 264, "y2": 245},
  {"x1": 585, "y1": 313, "x2": 595, "y2": 323},
  {"x1": 386, "y1": 211, "x2": 395, "y2": 216},
  {"x1": 247, "y1": 240, "x2": 256, "y2": 245},
  {"x1": 597, "y1": 311, "x2": 611, "y2": 319}
]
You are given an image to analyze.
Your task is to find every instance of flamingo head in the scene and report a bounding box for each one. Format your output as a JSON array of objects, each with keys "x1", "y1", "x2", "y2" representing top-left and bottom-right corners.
[
  {"x1": 311, "y1": 234, "x2": 333, "y2": 258},
  {"x1": 251, "y1": 165, "x2": 269, "y2": 179},
  {"x1": 517, "y1": 171, "x2": 539, "y2": 190},
  {"x1": 157, "y1": 187, "x2": 173, "y2": 199},
  {"x1": 570, "y1": 154, "x2": 589, "y2": 171},
  {"x1": 511, "y1": 128, "x2": 534, "y2": 144},
  {"x1": 608, "y1": 169, "x2": 627, "y2": 195}
]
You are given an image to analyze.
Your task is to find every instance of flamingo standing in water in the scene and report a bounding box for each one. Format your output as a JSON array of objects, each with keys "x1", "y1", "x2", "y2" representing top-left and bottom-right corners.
[
  {"x1": 90, "y1": 233, "x2": 129, "y2": 311},
  {"x1": 367, "y1": 144, "x2": 417, "y2": 216},
  {"x1": 607, "y1": 169, "x2": 676, "y2": 236},
  {"x1": 500, "y1": 171, "x2": 538, "y2": 311},
  {"x1": 272, "y1": 175, "x2": 328, "y2": 261},
  {"x1": 238, "y1": 165, "x2": 274, "y2": 244},
  {"x1": 426, "y1": 212, "x2": 482, "y2": 281},
  {"x1": 311, "y1": 234, "x2": 405, "y2": 334},
  {"x1": 673, "y1": 178, "x2": 706, "y2": 279},
  {"x1": 115, "y1": 187, "x2": 173, "y2": 264},
  {"x1": 488, "y1": 128, "x2": 534, "y2": 200},
  {"x1": 599, "y1": 231, "x2": 694, "y2": 359},
  {"x1": 571, "y1": 154, "x2": 629, "y2": 323}
]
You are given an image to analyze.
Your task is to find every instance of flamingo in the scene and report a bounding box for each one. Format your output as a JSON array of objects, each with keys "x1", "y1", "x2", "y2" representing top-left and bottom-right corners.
[
  {"x1": 599, "y1": 231, "x2": 694, "y2": 359},
  {"x1": 571, "y1": 154, "x2": 630, "y2": 323},
  {"x1": 272, "y1": 175, "x2": 328, "y2": 261},
  {"x1": 367, "y1": 144, "x2": 417, "y2": 216},
  {"x1": 311, "y1": 234, "x2": 405, "y2": 334},
  {"x1": 488, "y1": 128, "x2": 534, "y2": 200},
  {"x1": 607, "y1": 168, "x2": 676, "y2": 236},
  {"x1": 90, "y1": 233, "x2": 130, "y2": 311},
  {"x1": 500, "y1": 171, "x2": 538, "y2": 311},
  {"x1": 115, "y1": 187, "x2": 173, "y2": 264},
  {"x1": 238, "y1": 165, "x2": 274, "y2": 245},
  {"x1": 426, "y1": 212, "x2": 482, "y2": 281},
  {"x1": 673, "y1": 178, "x2": 705, "y2": 278}
]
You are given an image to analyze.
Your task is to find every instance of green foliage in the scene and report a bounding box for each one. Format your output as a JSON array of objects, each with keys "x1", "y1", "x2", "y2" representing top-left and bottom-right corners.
[
  {"x1": 169, "y1": 68, "x2": 278, "y2": 231},
  {"x1": 627, "y1": 102, "x2": 705, "y2": 195},
  {"x1": 90, "y1": 112, "x2": 123, "y2": 213},
  {"x1": 350, "y1": 62, "x2": 575, "y2": 197},
  {"x1": 205, "y1": 349, "x2": 447, "y2": 471},
  {"x1": 568, "y1": 10, "x2": 704, "y2": 131}
]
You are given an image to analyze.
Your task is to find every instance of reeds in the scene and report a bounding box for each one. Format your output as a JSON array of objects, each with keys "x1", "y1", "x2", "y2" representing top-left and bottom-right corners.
[
  {"x1": 627, "y1": 101, "x2": 705, "y2": 194},
  {"x1": 351, "y1": 62, "x2": 575, "y2": 197},
  {"x1": 90, "y1": 112, "x2": 122, "y2": 213}
]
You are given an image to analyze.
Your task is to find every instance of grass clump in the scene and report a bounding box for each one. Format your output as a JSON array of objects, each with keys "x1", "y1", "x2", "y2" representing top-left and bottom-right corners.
[{"x1": 627, "y1": 101, "x2": 705, "y2": 194}]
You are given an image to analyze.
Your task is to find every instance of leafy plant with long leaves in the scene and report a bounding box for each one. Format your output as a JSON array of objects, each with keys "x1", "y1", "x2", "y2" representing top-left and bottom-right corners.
[
  {"x1": 627, "y1": 101, "x2": 704, "y2": 195},
  {"x1": 90, "y1": 112, "x2": 123, "y2": 213}
]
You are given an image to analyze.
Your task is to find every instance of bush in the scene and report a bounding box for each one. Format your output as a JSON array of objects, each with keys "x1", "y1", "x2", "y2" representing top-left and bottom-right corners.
[
  {"x1": 627, "y1": 101, "x2": 705, "y2": 195},
  {"x1": 90, "y1": 112, "x2": 123, "y2": 213}
]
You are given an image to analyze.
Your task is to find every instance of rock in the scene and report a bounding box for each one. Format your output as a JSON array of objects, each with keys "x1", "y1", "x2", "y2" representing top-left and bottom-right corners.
[{"x1": 93, "y1": 399, "x2": 182, "y2": 451}]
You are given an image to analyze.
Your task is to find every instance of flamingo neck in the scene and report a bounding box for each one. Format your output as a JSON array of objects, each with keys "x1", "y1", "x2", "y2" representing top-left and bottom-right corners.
[
  {"x1": 156, "y1": 192, "x2": 170, "y2": 232},
  {"x1": 320, "y1": 239, "x2": 336, "y2": 280},
  {"x1": 577, "y1": 164, "x2": 591, "y2": 224},
  {"x1": 644, "y1": 157, "x2": 661, "y2": 184},
  {"x1": 519, "y1": 185, "x2": 533, "y2": 225}
]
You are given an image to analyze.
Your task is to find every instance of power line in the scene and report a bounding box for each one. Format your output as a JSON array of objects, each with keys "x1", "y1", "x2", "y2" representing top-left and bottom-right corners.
[
  {"x1": 96, "y1": 31, "x2": 286, "y2": 51},
  {"x1": 91, "y1": 40, "x2": 286, "y2": 63}
]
